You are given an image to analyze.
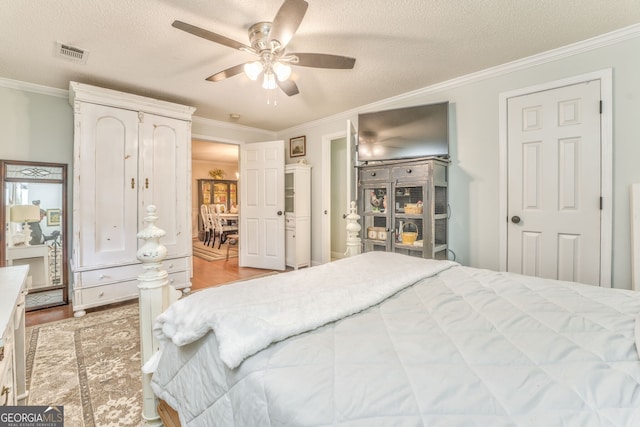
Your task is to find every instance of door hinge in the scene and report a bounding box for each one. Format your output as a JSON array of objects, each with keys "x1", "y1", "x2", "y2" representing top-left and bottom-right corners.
[
  {"x1": 600, "y1": 197, "x2": 603, "y2": 210},
  {"x1": 599, "y1": 100, "x2": 603, "y2": 114}
]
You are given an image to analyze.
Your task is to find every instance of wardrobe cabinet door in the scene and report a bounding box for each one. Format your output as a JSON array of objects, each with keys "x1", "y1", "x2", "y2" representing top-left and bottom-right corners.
[
  {"x1": 139, "y1": 113, "x2": 191, "y2": 257},
  {"x1": 74, "y1": 103, "x2": 139, "y2": 267}
]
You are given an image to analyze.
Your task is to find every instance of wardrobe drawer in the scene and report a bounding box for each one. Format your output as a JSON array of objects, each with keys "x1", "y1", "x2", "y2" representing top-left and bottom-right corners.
[
  {"x1": 162, "y1": 257, "x2": 189, "y2": 272},
  {"x1": 167, "y1": 271, "x2": 190, "y2": 289},
  {"x1": 79, "y1": 265, "x2": 143, "y2": 287},
  {"x1": 79, "y1": 280, "x2": 138, "y2": 307},
  {"x1": 78, "y1": 257, "x2": 189, "y2": 287},
  {"x1": 76, "y1": 271, "x2": 189, "y2": 309}
]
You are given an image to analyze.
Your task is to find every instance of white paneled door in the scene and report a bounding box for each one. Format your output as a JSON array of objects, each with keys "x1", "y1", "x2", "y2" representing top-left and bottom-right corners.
[
  {"x1": 507, "y1": 80, "x2": 601, "y2": 285},
  {"x1": 239, "y1": 140, "x2": 285, "y2": 270}
]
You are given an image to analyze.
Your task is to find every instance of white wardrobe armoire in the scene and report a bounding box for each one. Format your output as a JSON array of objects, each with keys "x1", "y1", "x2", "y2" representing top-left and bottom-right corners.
[{"x1": 69, "y1": 82, "x2": 195, "y2": 317}]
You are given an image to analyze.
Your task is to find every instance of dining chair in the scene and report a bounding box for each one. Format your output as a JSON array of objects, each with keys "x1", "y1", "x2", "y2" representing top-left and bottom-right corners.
[
  {"x1": 213, "y1": 211, "x2": 239, "y2": 249},
  {"x1": 200, "y1": 204, "x2": 214, "y2": 245},
  {"x1": 226, "y1": 233, "x2": 238, "y2": 260}
]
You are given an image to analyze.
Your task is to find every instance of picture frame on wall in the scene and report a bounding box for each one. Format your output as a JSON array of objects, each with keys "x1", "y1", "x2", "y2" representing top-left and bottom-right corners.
[
  {"x1": 47, "y1": 208, "x2": 61, "y2": 226},
  {"x1": 289, "y1": 136, "x2": 306, "y2": 157}
]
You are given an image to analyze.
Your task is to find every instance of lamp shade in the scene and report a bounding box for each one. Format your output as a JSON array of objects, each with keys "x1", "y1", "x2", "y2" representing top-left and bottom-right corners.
[{"x1": 10, "y1": 204, "x2": 41, "y2": 223}]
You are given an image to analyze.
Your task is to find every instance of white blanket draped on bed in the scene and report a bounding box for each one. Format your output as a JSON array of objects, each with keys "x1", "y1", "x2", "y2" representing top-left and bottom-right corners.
[{"x1": 151, "y1": 251, "x2": 457, "y2": 369}]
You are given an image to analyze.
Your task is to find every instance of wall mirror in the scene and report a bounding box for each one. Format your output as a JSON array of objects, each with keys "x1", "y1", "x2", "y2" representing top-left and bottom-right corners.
[{"x1": 1, "y1": 160, "x2": 68, "y2": 311}]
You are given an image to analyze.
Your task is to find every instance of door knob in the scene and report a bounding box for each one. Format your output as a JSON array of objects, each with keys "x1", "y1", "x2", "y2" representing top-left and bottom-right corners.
[
  {"x1": 277, "y1": 211, "x2": 283, "y2": 216},
  {"x1": 511, "y1": 215, "x2": 521, "y2": 224}
]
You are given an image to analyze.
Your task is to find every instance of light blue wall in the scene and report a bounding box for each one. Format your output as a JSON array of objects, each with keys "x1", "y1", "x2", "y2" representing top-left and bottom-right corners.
[
  {"x1": 0, "y1": 88, "x2": 73, "y2": 165},
  {"x1": 278, "y1": 32, "x2": 640, "y2": 289},
  {"x1": 3, "y1": 29, "x2": 639, "y2": 289}
]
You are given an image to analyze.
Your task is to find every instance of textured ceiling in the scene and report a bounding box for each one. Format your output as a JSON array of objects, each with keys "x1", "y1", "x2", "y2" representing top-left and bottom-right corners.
[{"x1": 1, "y1": 1, "x2": 639, "y2": 131}]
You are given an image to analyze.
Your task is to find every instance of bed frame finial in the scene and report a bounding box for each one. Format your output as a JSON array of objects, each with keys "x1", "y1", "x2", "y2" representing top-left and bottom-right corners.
[
  {"x1": 137, "y1": 204, "x2": 179, "y2": 426},
  {"x1": 345, "y1": 201, "x2": 362, "y2": 257}
]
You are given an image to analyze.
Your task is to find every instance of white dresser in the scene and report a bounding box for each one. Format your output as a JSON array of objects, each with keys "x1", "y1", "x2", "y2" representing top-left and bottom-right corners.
[
  {"x1": 0, "y1": 265, "x2": 28, "y2": 406},
  {"x1": 69, "y1": 82, "x2": 196, "y2": 317}
]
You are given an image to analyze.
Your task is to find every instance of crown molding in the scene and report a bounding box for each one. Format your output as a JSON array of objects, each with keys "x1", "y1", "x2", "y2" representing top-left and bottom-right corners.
[
  {"x1": 279, "y1": 23, "x2": 640, "y2": 135},
  {"x1": 0, "y1": 77, "x2": 67, "y2": 98},
  {"x1": 0, "y1": 77, "x2": 275, "y2": 135}
]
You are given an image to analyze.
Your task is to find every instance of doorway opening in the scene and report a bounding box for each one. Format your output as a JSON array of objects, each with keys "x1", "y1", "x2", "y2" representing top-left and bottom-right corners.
[
  {"x1": 321, "y1": 133, "x2": 348, "y2": 263},
  {"x1": 191, "y1": 139, "x2": 240, "y2": 263}
]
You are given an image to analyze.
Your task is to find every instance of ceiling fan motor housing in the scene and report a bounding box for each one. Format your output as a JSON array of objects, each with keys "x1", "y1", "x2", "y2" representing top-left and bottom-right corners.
[{"x1": 248, "y1": 22, "x2": 275, "y2": 52}]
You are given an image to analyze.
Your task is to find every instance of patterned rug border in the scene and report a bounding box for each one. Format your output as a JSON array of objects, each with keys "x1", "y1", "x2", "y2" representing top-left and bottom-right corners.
[{"x1": 76, "y1": 327, "x2": 95, "y2": 427}]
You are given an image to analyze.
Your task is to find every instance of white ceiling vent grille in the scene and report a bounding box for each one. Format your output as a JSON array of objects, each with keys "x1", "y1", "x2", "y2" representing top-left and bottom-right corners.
[{"x1": 55, "y1": 42, "x2": 89, "y2": 64}]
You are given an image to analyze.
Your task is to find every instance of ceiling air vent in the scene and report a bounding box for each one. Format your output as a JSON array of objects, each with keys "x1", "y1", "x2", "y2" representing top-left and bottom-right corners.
[{"x1": 55, "y1": 42, "x2": 89, "y2": 64}]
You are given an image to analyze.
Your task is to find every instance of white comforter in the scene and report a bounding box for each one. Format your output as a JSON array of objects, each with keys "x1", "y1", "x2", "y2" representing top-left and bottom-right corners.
[
  {"x1": 151, "y1": 254, "x2": 640, "y2": 426},
  {"x1": 152, "y1": 251, "x2": 456, "y2": 369}
]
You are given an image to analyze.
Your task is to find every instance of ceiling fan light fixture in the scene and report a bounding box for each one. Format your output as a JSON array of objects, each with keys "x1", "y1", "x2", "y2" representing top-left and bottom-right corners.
[
  {"x1": 273, "y1": 62, "x2": 292, "y2": 81},
  {"x1": 262, "y1": 71, "x2": 277, "y2": 90},
  {"x1": 244, "y1": 61, "x2": 263, "y2": 80},
  {"x1": 174, "y1": 0, "x2": 355, "y2": 98}
]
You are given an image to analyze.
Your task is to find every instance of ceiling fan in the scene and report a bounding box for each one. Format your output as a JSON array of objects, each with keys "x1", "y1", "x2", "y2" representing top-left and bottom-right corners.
[{"x1": 172, "y1": 0, "x2": 356, "y2": 96}]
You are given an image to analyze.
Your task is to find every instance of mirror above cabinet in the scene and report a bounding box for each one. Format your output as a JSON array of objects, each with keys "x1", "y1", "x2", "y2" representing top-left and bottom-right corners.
[{"x1": 1, "y1": 160, "x2": 68, "y2": 310}]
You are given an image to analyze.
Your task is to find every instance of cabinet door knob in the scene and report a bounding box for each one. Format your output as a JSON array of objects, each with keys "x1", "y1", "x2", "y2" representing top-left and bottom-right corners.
[
  {"x1": 406, "y1": 168, "x2": 412, "y2": 173},
  {"x1": 370, "y1": 172, "x2": 376, "y2": 176}
]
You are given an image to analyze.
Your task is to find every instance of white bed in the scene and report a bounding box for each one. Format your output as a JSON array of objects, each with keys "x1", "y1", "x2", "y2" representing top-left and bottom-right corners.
[{"x1": 145, "y1": 251, "x2": 640, "y2": 426}]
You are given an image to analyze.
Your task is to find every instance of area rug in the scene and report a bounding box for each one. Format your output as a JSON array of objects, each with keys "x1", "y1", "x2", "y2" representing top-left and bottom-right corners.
[
  {"x1": 26, "y1": 303, "x2": 144, "y2": 427},
  {"x1": 192, "y1": 238, "x2": 237, "y2": 261}
]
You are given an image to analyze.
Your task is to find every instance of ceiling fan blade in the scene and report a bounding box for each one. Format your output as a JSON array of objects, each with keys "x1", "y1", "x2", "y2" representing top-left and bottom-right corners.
[
  {"x1": 268, "y1": 0, "x2": 309, "y2": 50},
  {"x1": 206, "y1": 63, "x2": 246, "y2": 82},
  {"x1": 290, "y1": 53, "x2": 356, "y2": 69},
  {"x1": 172, "y1": 20, "x2": 253, "y2": 52},
  {"x1": 277, "y1": 79, "x2": 300, "y2": 96}
]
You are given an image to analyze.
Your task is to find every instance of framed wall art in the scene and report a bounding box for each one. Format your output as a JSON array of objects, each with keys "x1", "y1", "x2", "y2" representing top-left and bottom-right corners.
[
  {"x1": 289, "y1": 136, "x2": 306, "y2": 157},
  {"x1": 47, "y1": 208, "x2": 61, "y2": 226}
]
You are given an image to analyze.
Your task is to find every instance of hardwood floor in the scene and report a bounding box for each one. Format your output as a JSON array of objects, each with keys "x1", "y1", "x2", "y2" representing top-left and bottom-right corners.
[{"x1": 25, "y1": 255, "x2": 275, "y2": 327}]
